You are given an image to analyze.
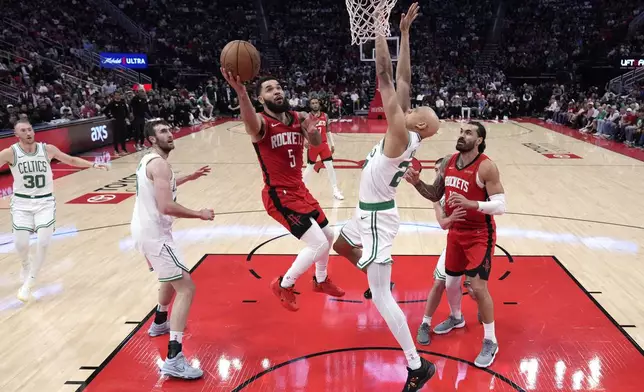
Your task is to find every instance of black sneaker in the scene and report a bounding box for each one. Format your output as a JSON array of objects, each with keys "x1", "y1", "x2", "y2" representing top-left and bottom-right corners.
[
  {"x1": 402, "y1": 357, "x2": 435, "y2": 392},
  {"x1": 363, "y1": 282, "x2": 395, "y2": 299}
]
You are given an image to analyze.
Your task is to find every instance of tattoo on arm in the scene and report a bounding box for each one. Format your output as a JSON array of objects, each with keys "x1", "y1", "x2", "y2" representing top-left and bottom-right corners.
[
  {"x1": 414, "y1": 177, "x2": 445, "y2": 202},
  {"x1": 413, "y1": 154, "x2": 450, "y2": 202}
]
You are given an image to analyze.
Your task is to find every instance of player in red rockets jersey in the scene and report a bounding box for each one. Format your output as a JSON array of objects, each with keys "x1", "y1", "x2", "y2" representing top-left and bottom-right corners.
[
  {"x1": 220, "y1": 69, "x2": 345, "y2": 312},
  {"x1": 405, "y1": 121, "x2": 506, "y2": 369},
  {"x1": 302, "y1": 98, "x2": 344, "y2": 200}
]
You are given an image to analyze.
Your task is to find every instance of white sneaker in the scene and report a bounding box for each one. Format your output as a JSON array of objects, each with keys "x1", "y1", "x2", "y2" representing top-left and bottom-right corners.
[
  {"x1": 17, "y1": 282, "x2": 32, "y2": 302},
  {"x1": 333, "y1": 187, "x2": 345, "y2": 200},
  {"x1": 161, "y1": 352, "x2": 203, "y2": 379},
  {"x1": 148, "y1": 321, "x2": 171, "y2": 337}
]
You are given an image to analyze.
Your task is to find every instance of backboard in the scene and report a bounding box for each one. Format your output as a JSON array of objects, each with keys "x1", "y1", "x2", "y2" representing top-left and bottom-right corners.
[{"x1": 359, "y1": 36, "x2": 400, "y2": 62}]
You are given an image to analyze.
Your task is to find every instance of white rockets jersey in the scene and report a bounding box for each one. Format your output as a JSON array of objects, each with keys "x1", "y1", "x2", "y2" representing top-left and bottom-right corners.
[
  {"x1": 130, "y1": 153, "x2": 177, "y2": 249},
  {"x1": 9, "y1": 142, "x2": 54, "y2": 197},
  {"x1": 359, "y1": 131, "x2": 422, "y2": 203}
]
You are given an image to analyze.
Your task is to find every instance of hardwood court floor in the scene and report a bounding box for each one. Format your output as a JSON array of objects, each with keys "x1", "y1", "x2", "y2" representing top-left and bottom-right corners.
[{"x1": 0, "y1": 117, "x2": 642, "y2": 391}]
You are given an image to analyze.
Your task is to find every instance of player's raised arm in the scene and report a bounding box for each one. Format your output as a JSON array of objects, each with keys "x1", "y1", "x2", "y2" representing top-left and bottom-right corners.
[
  {"x1": 375, "y1": 34, "x2": 408, "y2": 157},
  {"x1": 148, "y1": 158, "x2": 214, "y2": 220},
  {"x1": 405, "y1": 154, "x2": 452, "y2": 202},
  {"x1": 396, "y1": 2, "x2": 418, "y2": 112},
  {"x1": 221, "y1": 68, "x2": 263, "y2": 140}
]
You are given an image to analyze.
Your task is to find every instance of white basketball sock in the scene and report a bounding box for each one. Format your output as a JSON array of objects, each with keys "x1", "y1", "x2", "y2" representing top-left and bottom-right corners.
[
  {"x1": 323, "y1": 160, "x2": 338, "y2": 188},
  {"x1": 26, "y1": 226, "x2": 53, "y2": 287},
  {"x1": 170, "y1": 331, "x2": 183, "y2": 343},
  {"x1": 445, "y1": 274, "x2": 463, "y2": 320},
  {"x1": 282, "y1": 219, "x2": 330, "y2": 288},
  {"x1": 484, "y1": 321, "x2": 497, "y2": 343},
  {"x1": 367, "y1": 262, "x2": 421, "y2": 370},
  {"x1": 303, "y1": 163, "x2": 315, "y2": 185},
  {"x1": 14, "y1": 230, "x2": 31, "y2": 278}
]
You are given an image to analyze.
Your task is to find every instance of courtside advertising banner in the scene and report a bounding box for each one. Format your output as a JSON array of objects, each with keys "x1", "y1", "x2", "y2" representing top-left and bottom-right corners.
[{"x1": 100, "y1": 53, "x2": 148, "y2": 69}]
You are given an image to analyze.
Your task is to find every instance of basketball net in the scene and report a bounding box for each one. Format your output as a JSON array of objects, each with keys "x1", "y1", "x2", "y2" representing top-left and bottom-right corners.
[{"x1": 346, "y1": 0, "x2": 397, "y2": 45}]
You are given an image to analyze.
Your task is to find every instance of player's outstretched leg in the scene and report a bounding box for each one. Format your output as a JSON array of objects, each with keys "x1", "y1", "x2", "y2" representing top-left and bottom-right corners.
[
  {"x1": 272, "y1": 218, "x2": 343, "y2": 311},
  {"x1": 18, "y1": 225, "x2": 53, "y2": 301},
  {"x1": 417, "y1": 279, "x2": 445, "y2": 345},
  {"x1": 160, "y1": 271, "x2": 203, "y2": 379},
  {"x1": 366, "y1": 262, "x2": 435, "y2": 391},
  {"x1": 14, "y1": 230, "x2": 31, "y2": 300},
  {"x1": 322, "y1": 160, "x2": 344, "y2": 200},
  {"x1": 148, "y1": 282, "x2": 174, "y2": 337},
  {"x1": 311, "y1": 224, "x2": 345, "y2": 297},
  {"x1": 433, "y1": 274, "x2": 466, "y2": 335},
  {"x1": 470, "y1": 277, "x2": 498, "y2": 368},
  {"x1": 417, "y1": 249, "x2": 447, "y2": 345}
]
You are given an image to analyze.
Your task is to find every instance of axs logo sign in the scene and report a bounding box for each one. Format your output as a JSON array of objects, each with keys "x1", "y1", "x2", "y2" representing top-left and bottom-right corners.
[{"x1": 91, "y1": 125, "x2": 108, "y2": 142}]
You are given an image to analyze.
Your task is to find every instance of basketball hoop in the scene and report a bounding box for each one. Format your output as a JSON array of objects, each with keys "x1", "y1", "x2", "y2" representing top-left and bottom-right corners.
[{"x1": 346, "y1": 0, "x2": 397, "y2": 45}]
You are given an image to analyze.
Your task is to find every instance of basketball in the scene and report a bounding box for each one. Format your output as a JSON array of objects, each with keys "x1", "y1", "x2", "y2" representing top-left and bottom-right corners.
[{"x1": 220, "y1": 40, "x2": 261, "y2": 82}]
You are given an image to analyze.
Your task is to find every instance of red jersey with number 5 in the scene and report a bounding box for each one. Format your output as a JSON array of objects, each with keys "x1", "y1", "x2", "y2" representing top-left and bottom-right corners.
[
  {"x1": 309, "y1": 111, "x2": 328, "y2": 144},
  {"x1": 253, "y1": 111, "x2": 305, "y2": 188},
  {"x1": 443, "y1": 153, "x2": 496, "y2": 231}
]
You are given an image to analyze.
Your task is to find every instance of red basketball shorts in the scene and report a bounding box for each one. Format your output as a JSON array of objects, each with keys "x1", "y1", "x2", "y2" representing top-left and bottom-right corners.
[
  {"x1": 262, "y1": 185, "x2": 328, "y2": 239},
  {"x1": 307, "y1": 143, "x2": 333, "y2": 164},
  {"x1": 444, "y1": 227, "x2": 496, "y2": 281}
]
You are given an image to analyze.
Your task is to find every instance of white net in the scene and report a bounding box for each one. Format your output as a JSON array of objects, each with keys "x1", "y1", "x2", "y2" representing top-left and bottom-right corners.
[{"x1": 346, "y1": 0, "x2": 398, "y2": 46}]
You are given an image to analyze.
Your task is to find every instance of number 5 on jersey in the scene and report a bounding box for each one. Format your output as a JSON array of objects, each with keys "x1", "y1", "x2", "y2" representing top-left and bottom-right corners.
[{"x1": 288, "y1": 149, "x2": 296, "y2": 168}]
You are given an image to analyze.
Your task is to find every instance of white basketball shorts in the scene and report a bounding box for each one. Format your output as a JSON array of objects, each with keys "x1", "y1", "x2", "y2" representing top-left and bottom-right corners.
[
  {"x1": 10, "y1": 195, "x2": 56, "y2": 233},
  {"x1": 139, "y1": 240, "x2": 189, "y2": 282},
  {"x1": 339, "y1": 201, "x2": 399, "y2": 270},
  {"x1": 434, "y1": 248, "x2": 447, "y2": 281}
]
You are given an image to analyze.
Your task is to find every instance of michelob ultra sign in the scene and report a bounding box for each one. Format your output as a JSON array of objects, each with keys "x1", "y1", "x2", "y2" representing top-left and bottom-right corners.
[{"x1": 100, "y1": 53, "x2": 148, "y2": 69}]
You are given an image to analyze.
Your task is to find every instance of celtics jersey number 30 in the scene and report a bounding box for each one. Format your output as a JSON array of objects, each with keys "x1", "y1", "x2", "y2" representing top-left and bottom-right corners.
[
  {"x1": 359, "y1": 131, "x2": 421, "y2": 204},
  {"x1": 9, "y1": 142, "x2": 53, "y2": 198}
]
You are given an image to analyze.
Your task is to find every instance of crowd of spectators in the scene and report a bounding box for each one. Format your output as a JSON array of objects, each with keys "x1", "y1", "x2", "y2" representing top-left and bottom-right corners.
[{"x1": 0, "y1": 0, "x2": 642, "y2": 134}]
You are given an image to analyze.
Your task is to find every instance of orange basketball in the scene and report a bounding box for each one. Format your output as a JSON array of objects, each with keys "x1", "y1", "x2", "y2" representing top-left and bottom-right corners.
[{"x1": 220, "y1": 40, "x2": 261, "y2": 82}]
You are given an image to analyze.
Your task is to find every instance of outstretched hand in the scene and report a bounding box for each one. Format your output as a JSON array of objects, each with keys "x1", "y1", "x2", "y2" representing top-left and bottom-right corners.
[
  {"x1": 188, "y1": 166, "x2": 211, "y2": 181},
  {"x1": 399, "y1": 2, "x2": 420, "y2": 33},
  {"x1": 220, "y1": 68, "x2": 245, "y2": 92},
  {"x1": 404, "y1": 167, "x2": 421, "y2": 185}
]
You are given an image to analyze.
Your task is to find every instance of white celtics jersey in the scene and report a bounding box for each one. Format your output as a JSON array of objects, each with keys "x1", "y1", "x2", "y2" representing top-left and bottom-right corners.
[
  {"x1": 130, "y1": 153, "x2": 177, "y2": 247},
  {"x1": 359, "y1": 131, "x2": 422, "y2": 203},
  {"x1": 9, "y1": 142, "x2": 53, "y2": 197}
]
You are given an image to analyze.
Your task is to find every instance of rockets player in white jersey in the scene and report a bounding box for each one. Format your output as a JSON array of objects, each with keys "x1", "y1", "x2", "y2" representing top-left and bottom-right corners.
[
  {"x1": 0, "y1": 119, "x2": 108, "y2": 301},
  {"x1": 131, "y1": 119, "x2": 214, "y2": 380},
  {"x1": 331, "y1": 4, "x2": 441, "y2": 391},
  {"x1": 302, "y1": 98, "x2": 344, "y2": 200}
]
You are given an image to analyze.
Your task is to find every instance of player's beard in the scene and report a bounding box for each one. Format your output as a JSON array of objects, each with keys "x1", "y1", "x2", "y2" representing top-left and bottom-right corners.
[
  {"x1": 264, "y1": 98, "x2": 290, "y2": 114},
  {"x1": 158, "y1": 140, "x2": 175, "y2": 153},
  {"x1": 455, "y1": 138, "x2": 475, "y2": 152}
]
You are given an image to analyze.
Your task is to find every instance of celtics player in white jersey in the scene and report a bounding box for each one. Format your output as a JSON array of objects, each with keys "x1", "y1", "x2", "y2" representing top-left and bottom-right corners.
[
  {"x1": 0, "y1": 120, "x2": 108, "y2": 301},
  {"x1": 131, "y1": 119, "x2": 213, "y2": 380},
  {"x1": 332, "y1": 4, "x2": 440, "y2": 391}
]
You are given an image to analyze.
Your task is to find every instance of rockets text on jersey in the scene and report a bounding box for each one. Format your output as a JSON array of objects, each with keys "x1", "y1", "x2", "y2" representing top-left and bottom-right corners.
[
  {"x1": 253, "y1": 111, "x2": 305, "y2": 189},
  {"x1": 443, "y1": 153, "x2": 495, "y2": 231}
]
